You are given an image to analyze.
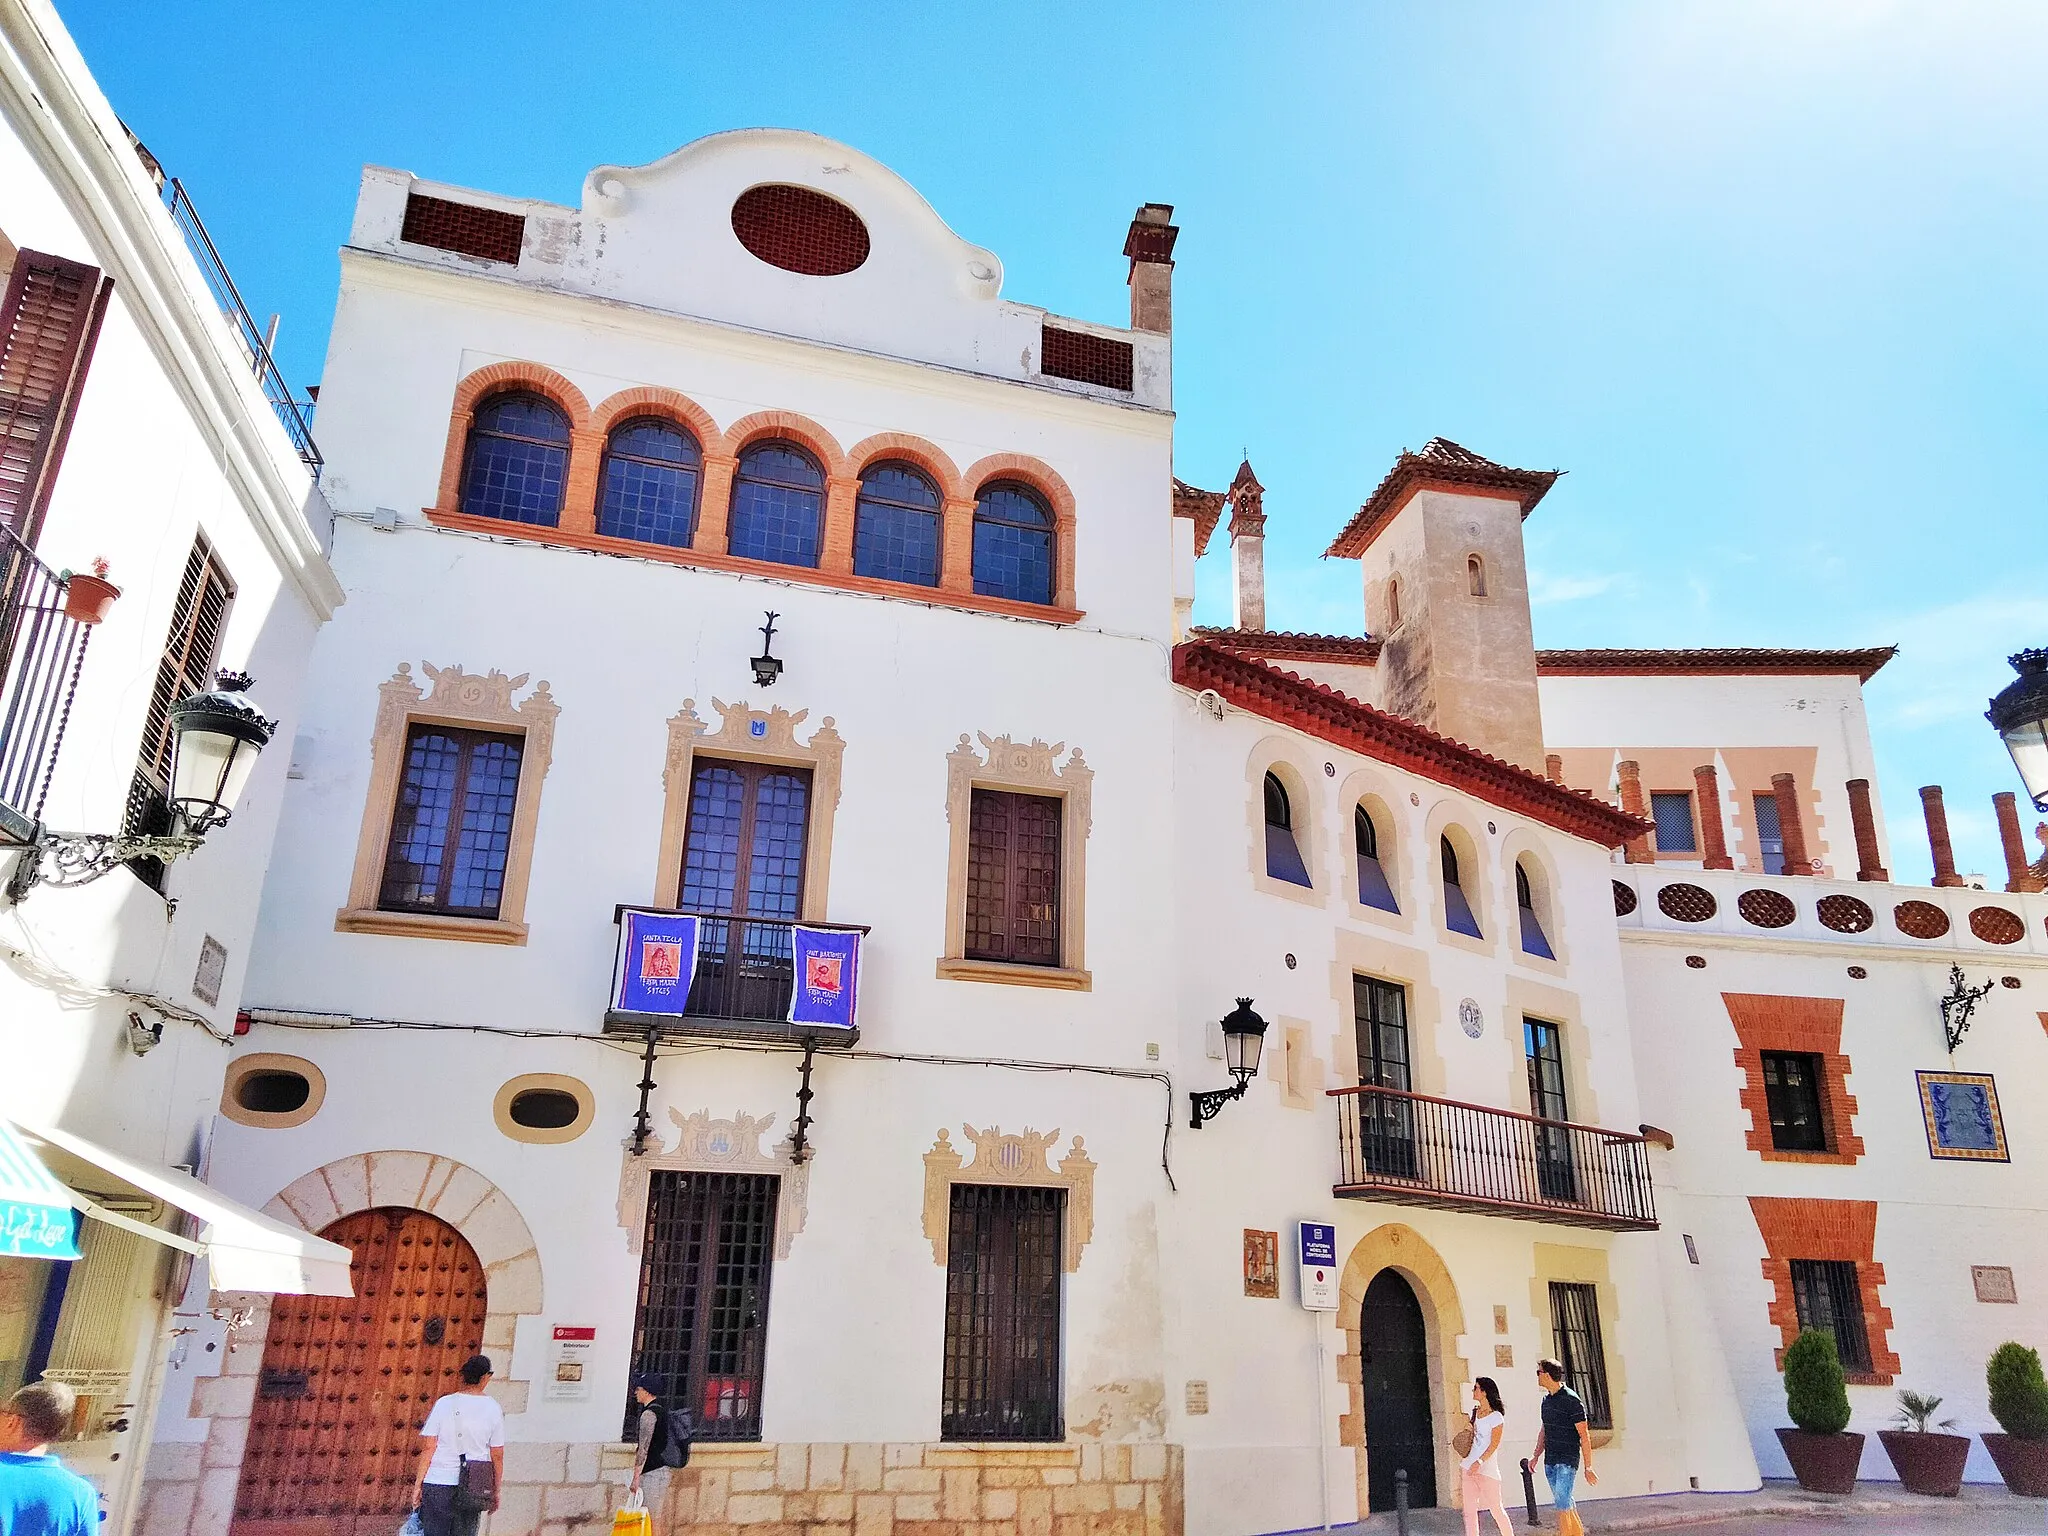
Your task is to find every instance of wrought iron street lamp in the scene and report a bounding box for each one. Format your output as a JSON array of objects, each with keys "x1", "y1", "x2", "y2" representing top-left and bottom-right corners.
[
  {"x1": 5, "y1": 671, "x2": 276, "y2": 899},
  {"x1": 1189, "y1": 997, "x2": 1269, "y2": 1129},
  {"x1": 750, "y1": 611, "x2": 784, "y2": 688},
  {"x1": 1987, "y1": 649, "x2": 2048, "y2": 812}
]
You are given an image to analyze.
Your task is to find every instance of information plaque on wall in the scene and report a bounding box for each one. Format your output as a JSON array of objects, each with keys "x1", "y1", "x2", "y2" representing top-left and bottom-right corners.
[{"x1": 1298, "y1": 1221, "x2": 1337, "y2": 1310}]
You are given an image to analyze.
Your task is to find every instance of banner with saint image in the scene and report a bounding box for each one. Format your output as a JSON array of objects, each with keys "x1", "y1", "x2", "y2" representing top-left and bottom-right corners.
[
  {"x1": 789, "y1": 926, "x2": 861, "y2": 1030},
  {"x1": 612, "y1": 909, "x2": 701, "y2": 1017}
]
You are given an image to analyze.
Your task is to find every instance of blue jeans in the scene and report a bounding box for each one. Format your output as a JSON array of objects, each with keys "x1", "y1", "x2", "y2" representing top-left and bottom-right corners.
[{"x1": 1545, "y1": 1460, "x2": 1580, "y2": 1511}]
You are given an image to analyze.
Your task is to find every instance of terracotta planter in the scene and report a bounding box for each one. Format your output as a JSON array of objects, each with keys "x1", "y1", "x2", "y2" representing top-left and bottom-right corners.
[
  {"x1": 1877, "y1": 1430, "x2": 1971, "y2": 1496},
  {"x1": 1776, "y1": 1427, "x2": 1864, "y2": 1494},
  {"x1": 1981, "y1": 1434, "x2": 2048, "y2": 1497},
  {"x1": 62, "y1": 573, "x2": 120, "y2": 625}
]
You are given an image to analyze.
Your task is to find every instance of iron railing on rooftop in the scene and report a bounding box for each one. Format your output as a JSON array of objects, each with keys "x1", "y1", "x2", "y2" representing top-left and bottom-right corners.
[
  {"x1": 0, "y1": 525, "x2": 91, "y2": 840},
  {"x1": 161, "y1": 179, "x2": 321, "y2": 472}
]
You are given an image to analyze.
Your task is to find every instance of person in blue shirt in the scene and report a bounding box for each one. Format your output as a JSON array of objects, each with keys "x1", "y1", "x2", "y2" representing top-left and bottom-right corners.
[
  {"x1": 0, "y1": 1380, "x2": 99, "y2": 1535},
  {"x1": 1530, "y1": 1358, "x2": 1597, "y2": 1536}
]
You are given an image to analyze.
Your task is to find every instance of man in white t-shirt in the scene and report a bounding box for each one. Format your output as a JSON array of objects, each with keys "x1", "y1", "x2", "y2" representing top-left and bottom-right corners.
[{"x1": 412, "y1": 1354, "x2": 506, "y2": 1536}]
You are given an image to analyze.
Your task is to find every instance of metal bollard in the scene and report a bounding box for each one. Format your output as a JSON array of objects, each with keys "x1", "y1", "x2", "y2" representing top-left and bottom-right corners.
[
  {"x1": 1520, "y1": 1458, "x2": 1542, "y2": 1526},
  {"x1": 1394, "y1": 1467, "x2": 1409, "y2": 1536}
]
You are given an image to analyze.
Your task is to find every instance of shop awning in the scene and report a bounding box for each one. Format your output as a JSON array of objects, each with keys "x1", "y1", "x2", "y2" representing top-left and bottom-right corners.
[
  {"x1": 0, "y1": 1120, "x2": 83, "y2": 1260},
  {"x1": 9, "y1": 1120, "x2": 353, "y2": 1296}
]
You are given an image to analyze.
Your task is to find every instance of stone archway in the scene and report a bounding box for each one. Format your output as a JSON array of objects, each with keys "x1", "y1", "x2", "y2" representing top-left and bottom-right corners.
[{"x1": 1337, "y1": 1223, "x2": 1469, "y2": 1517}]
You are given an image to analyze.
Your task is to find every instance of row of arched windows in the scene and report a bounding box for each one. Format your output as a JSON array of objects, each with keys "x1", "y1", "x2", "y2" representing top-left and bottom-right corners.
[
  {"x1": 456, "y1": 391, "x2": 1059, "y2": 607},
  {"x1": 1262, "y1": 771, "x2": 1556, "y2": 958}
]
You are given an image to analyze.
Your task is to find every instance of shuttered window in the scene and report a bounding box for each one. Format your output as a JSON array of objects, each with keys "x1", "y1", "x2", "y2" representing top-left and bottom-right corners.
[
  {"x1": 965, "y1": 789, "x2": 1062, "y2": 965},
  {"x1": 941, "y1": 1184, "x2": 1064, "y2": 1442},
  {"x1": 1548, "y1": 1280, "x2": 1613, "y2": 1429},
  {"x1": 0, "y1": 249, "x2": 113, "y2": 545}
]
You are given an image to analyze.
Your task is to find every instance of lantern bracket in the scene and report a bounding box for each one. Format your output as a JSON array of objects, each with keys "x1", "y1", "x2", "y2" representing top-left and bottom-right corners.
[
  {"x1": 1940, "y1": 962, "x2": 1995, "y2": 1055},
  {"x1": 5, "y1": 828, "x2": 206, "y2": 901}
]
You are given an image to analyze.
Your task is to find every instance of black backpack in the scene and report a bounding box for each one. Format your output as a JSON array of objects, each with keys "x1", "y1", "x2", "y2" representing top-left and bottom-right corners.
[{"x1": 659, "y1": 1404, "x2": 692, "y2": 1468}]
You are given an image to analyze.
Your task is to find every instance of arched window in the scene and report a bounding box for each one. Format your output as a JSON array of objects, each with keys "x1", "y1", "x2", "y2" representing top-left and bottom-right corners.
[
  {"x1": 1517, "y1": 860, "x2": 1555, "y2": 959},
  {"x1": 729, "y1": 440, "x2": 824, "y2": 567},
  {"x1": 1468, "y1": 554, "x2": 1487, "y2": 597},
  {"x1": 597, "y1": 417, "x2": 700, "y2": 548},
  {"x1": 853, "y1": 461, "x2": 942, "y2": 586},
  {"x1": 972, "y1": 481, "x2": 1055, "y2": 605},
  {"x1": 1263, "y1": 772, "x2": 1311, "y2": 887},
  {"x1": 459, "y1": 392, "x2": 569, "y2": 526},
  {"x1": 1441, "y1": 833, "x2": 1482, "y2": 938},
  {"x1": 1386, "y1": 576, "x2": 1402, "y2": 630},
  {"x1": 1355, "y1": 805, "x2": 1397, "y2": 913}
]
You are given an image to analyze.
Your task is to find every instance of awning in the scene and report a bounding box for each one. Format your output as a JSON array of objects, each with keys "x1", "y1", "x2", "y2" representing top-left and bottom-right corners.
[
  {"x1": 0, "y1": 1120, "x2": 83, "y2": 1260},
  {"x1": 8, "y1": 1120, "x2": 353, "y2": 1296}
]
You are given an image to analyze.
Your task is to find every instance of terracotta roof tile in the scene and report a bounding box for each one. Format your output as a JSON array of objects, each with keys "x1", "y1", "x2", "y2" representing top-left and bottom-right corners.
[
  {"x1": 1172, "y1": 478, "x2": 1227, "y2": 557},
  {"x1": 1192, "y1": 627, "x2": 1384, "y2": 664},
  {"x1": 1325, "y1": 438, "x2": 1561, "y2": 559},
  {"x1": 1535, "y1": 646, "x2": 1898, "y2": 683},
  {"x1": 1174, "y1": 640, "x2": 1646, "y2": 847}
]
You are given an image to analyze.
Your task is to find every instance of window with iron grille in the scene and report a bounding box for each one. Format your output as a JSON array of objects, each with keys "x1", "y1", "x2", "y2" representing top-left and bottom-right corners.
[
  {"x1": 971, "y1": 482, "x2": 1054, "y2": 606},
  {"x1": 400, "y1": 193, "x2": 526, "y2": 265},
  {"x1": 1790, "y1": 1259, "x2": 1871, "y2": 1374},
  {"x1": 630, "y1": 1171, "x2": 779, "y2": 1441},
  {"x1": 942, "y1": 1184, "x2": 1063, "y2": 1442},
  {"x1": 1040, "y1": 326, "x2": 1133, "y2": 392},
  {"x1": 965, "y1": 789, "x2": 1061, "y2": 966},
  {"x1": 377, "y1": 726, "x2": 524, "y2": 918},
  {"x1": 1753, "y1": 793, "x2": 1786, "y2": 875},
  {"x1": 124, "y1": 535, "x2": 235, "y2": 889},
  {"x1": 1548, "y1": 1281, "x2": 1613, "y2": 1429},
  {"x1": 0, "y1": 249, "x2": 112, "y2": 546},
  {"x1": 1650, "y1": 792, "x2": 1697, "y2": 853},
  {"x1": 1761, "y1": 1051, "x2": 1829, "y2": 1152}
]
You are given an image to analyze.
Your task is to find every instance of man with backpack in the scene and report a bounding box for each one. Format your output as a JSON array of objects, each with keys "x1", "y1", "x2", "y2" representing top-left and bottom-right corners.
[{"x1": 629, "y1": 1374, "x2": 690, "y2": 1525}]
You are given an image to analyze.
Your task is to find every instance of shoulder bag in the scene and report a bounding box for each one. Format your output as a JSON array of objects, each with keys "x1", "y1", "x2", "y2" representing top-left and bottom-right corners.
[{"x1": 1452, "y1": 1410, "x2": 1477, "y2": 1460}]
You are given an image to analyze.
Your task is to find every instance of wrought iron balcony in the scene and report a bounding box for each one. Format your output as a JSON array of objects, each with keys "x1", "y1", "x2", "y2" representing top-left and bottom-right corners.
[
  {"x1": 0, "y1": 527, "x2": 92, "y2": 844},
  {"x1": 602, "y1": 909, "x2": 868, "y2": 1046},
  {"x1": 1329, "y1": 1084, "x2": 1658, "y2": 1231}
]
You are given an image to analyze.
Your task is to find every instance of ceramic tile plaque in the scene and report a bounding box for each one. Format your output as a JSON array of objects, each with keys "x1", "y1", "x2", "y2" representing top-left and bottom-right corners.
[
  {"x1": 1243, "y1": 1229, "x2": 1278, "y2": 1298},
  {"x1": 1917, "y1": 1071, "x2": 2009, "y2": 1161}
]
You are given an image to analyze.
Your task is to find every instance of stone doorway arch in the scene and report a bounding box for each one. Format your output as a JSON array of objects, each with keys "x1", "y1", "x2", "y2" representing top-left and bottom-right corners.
[{"x1": 1337, "y1": 1223, "x2": 1468, "y2": 1517}]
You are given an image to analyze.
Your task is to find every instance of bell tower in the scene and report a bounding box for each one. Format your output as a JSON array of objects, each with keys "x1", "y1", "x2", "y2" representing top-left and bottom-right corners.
[{"x1": 1324, "y1": 439, "x2": 1558, "y2": 772}]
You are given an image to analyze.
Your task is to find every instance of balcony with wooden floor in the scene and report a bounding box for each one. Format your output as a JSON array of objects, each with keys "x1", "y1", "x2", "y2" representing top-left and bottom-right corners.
[{"x1": 1329, "y1": 1085, "x2": 1659, "y2": 1232}]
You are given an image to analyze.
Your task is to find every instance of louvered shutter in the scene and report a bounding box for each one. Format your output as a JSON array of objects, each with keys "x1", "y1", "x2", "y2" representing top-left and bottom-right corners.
[
  {"x1": 0, "y1": 250, "x2": 113, "y2": 544},
  {"x1": 135, "y1": 536, "x2": 235, "y2": 791}
]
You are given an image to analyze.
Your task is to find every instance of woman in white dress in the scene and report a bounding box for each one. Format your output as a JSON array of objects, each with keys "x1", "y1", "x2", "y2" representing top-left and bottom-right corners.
[{"x1": 1459, "y1": 1375, "x2": 1514, "y2": 1536}]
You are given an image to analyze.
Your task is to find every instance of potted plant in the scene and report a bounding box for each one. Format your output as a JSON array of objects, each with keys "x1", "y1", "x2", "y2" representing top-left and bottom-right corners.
[
  {"x1": 1776, "y1": 1329, "x2": 1863, "y2": 1494},
  {"x1": 1877, "y1": 1390, "x2": 1971, "y2": 1496},
  {"x1": 1983, "y1": 1342, "x2": 2048, "y2": 1496},
  {"x1": 61, "y1": 558, "x2": 120, "y2": 625}
]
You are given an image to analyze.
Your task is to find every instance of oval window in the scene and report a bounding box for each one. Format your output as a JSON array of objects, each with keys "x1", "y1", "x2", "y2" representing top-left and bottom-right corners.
[
  {"x1": 508, "y1": 1089, "x2": 581, "y2": 1130},
  {"x1": 235, "y1": 1070, "x2": 311, "y2": 1115},
  {"x1": 731, "y1": 184, "x2": 871, "y2": 276}
]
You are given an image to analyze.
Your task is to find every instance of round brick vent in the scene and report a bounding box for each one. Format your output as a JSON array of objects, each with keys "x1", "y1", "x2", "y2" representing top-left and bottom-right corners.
[
  {"x1": 1736, "y1": 889, "x2": 1797, "y2": 929},
  {"x1": 1612, "y1": 880, "x2": 1638, "y2": 916},
  {"x1": 2002, "y1": 975, "x2": 2023, "y2": 989},
  {"x1": 1684, "y1": 954, "x2": 1707, "y2": 969},
  {"x1": 1969, "y1": 905, "x2": 2025, "y2": 946},
  {"x1": 1893, "y1": 900, "x2": 1951, "y2": 940},
  {"x1": 1847, "y1": 965, "x2": 1868, "y2": 979},
  {"x1": 731, "y1": 184, "x2": 871, "y2": 276},
  {"x1": 1815, "y1": 894, "x2": 1875, "y2": 934},
  {"x1": 1657, "y1": 882, "x2": 1718, "y2": 923}
]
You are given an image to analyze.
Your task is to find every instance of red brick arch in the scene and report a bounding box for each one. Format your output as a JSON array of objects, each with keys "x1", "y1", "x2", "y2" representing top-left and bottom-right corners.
[
  {"x1": 845, "y1": 432, "x2": 964, "y2": 502},
  {"x1": 587, "y1": 386, "x2": 727, "y2": 455},
  {"x1": 725, "y1": 409, "x2": 848, "y2": 479},
  {"x1": 433, "y1": 362, "x2": 591, "y2": 516},
  {"x1": 961, "y1": 453, "x2": 1078, "y2": 610}
]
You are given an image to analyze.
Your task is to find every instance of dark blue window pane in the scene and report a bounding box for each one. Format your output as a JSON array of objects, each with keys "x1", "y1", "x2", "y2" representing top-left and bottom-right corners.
[
  {"x1": 973, "y1": 482, "x2": 1054, "y2": 604},
  {"x1": 680, "y1": 766, "x2": 746, "y2": 915},
  {"x1": 730, "y1": 442, "x2": 823, "y2": 567},
  {"x1": 599, "y1": 418, "x2": 701, "y2": 548},
  {"x1": 853, "y1": 463, "x2": 941, "y2": 586},
  {"x1": 460, "y1": 393, "x2": 569, "y2": 526},
  {"x1": 379, "y1": 727, "x2": 524, "y2": 919}
]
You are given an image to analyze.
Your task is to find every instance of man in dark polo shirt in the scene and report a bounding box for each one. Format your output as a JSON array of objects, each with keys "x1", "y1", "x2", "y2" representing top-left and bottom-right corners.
[{"x1": 1529, "y1": 1357, "x2": 1596, "y2": 1536}]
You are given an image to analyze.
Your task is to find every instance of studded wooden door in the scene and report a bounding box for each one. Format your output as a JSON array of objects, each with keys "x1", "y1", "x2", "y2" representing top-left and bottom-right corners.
[{"x1": 231, "y1": 1208, "x2": 487, "y2": 1536}]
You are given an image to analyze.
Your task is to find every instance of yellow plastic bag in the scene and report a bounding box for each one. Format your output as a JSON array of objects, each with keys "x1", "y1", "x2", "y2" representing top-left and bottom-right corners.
[{"x1": 612, "y1": 1491, "x2": 651, "y2": 1536}]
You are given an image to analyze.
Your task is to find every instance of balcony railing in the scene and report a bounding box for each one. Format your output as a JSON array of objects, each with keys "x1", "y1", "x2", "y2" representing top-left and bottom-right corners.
[
  {"x1": 1329, "y1": 1084, "x2": 1658, "y2": 1231},
  {"x1": 603, "y1": 911, "x2": 867, "y2": 1046},
  {"x1": 0, "y1": 527, "x2": 91, "y2": 843},
  {"x1": 162, "y1": 179, "x2": 321, "y2": 472}
]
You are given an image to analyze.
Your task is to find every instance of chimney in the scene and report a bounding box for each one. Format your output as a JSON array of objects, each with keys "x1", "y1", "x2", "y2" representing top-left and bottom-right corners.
[
  {"x1": 1124, "y1": 203, "x2": 1179, "y2": 334},
  {"x1": 1227, "y1": 460, "x2": 1266, "y2": 632},
  {"x1": 1771, "y1": 774, "x2": 1812, "y2": 876},
  {"x1": 1693, "y1": 764, "x2": 1733, "y2": 870},
  {"x1": 1545, "y1": 754, "x2": 1564, "y2": 785},
  {"x1": 1919, "y1": 785, "x2": 1965, "y2": 887},
  {"x1": 1994, "y1": 792, "x2": 2044, "y2": 892},
  {"x1": 1845, "y1": 778, "x2": 1888, "y2": 882},
  {"x1": 1616, "y1": 760, "x2": 1654, "y2": 864}
]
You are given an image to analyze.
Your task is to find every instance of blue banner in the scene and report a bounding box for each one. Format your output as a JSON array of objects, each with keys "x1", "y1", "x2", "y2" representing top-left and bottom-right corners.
[
  {"x1": 0, "y1": 1199, "x2": 80, "y2": 1261},
  {"x1": 613, "y1": 910, "x2": 701, "y2": 1016},
  {"x1": 789, "y1": 926, "x2": 861, "y2": 1030}
]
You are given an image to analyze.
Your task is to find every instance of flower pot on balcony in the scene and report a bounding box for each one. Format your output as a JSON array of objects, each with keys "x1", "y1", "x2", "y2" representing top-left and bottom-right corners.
[
  {"x1": 1876, "y1": 1430, "x2": 1970, "y2": 1496},
  {"x1": 1776, "y1": 1428, "x2": 1863, "y2": 1494},
  {"x1": 62, "y1": 573, "x2": 120, "y2": 625},
  {"x1": 1981, "y1": 1434, "x2": 2048, "y2": 1497}
]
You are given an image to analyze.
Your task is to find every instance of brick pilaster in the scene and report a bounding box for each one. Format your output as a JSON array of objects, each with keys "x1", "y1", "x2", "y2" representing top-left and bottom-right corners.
[
  {"x1": 695, "y1": 454, "x2": 736, "y2": 556},
  {"x1": 1772, "y1": 773, "x2": 1811, "y2": 876},
  {"x1": 1920, "y1": 785, "x2": 1966, "y2": 887},
  {"x1": 1616, "y1": 760, "x2": 1654, "y2": 864},
  {"x1": 1845, "y1": 778, "x2": 1888, "y2": 882},
  {"x1": 1995, "y1": 791, "x2": 2044, "y2": 892},
  {"x1": 1694, "y1": 764, "x2": 1733, "y2": 870}
]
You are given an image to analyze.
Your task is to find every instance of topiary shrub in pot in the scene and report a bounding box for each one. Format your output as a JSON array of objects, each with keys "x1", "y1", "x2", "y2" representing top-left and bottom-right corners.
[
  {"x1": 1776, "y1": 1329, "x2": 1863, "y2": 1494},
  {"x1": 1877, "y1": 1390, "x2": 1971, "y2": 1496},
  {"x1": 1983, "y1": 1342, "x2": 2048, "y2": 1496}
]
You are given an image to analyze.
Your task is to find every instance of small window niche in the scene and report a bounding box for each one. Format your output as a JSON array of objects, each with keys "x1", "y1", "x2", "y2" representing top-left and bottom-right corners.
[
  {"x1": 220, "y1": 1054, "x2": 327, "y2": 1129},
  {"x1": 1467, "y1": 554, "x2": 1487, "y2": 597},
  {"x1": 1264, "y1": 772, "x2": 1312, "y2": 888},
  {"x1": 1517, "y1": 860, "x2": 1556, "y2": 960},
  {"x1": 1355, "y1": 804, "x2": 1398, "y2": 913},
  {"x1": 494, "y1": 1073, "x2": 595, "y2": 1145},
  {"x1": 1441, "y1": 832, "x2": 1483, "y2": 939}
]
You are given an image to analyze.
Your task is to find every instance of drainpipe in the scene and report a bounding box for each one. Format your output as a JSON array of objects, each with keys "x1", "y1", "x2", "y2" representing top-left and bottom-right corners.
[
  {"x1": 1694, "y1": 764, "x2": 1733, "y2": 871},
  {"x1": 1920, "y1": 785, "x2": 1966, "y2": 887},
  {"x1": 1771, "y1": 773, "x2": 1812, "y2": 876},
  {"x1": 1845, "y1": 778, "x2": 1888, "y2": 882}
]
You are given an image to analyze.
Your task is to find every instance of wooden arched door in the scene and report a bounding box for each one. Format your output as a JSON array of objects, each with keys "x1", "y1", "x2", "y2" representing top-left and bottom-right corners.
[
  {"x1": 232, "y1": 1208, "x2": 487, "y2": 1536},
  {"x1": 1361, "y1": 1268, "x2": 1436, "y2": 1512}
]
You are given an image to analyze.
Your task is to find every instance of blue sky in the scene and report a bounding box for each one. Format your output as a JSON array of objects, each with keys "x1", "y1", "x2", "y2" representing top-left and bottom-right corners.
[{"x1": 62, "y1": 1, "x2": 2048, "y2": 880}]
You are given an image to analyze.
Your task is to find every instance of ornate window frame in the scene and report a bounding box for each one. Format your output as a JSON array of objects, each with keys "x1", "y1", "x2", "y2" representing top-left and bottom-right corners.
[
  {"x1": 617, "y1": 1108, "x2": 812, "y2": 1260},
  {"x1": 336, "y1": 662, "x2": 559, "y2": 944},
  {"x1": 921, "y1": 1125, "x2": 1097, "y2": 1273},
  {"x1": 937, "y1": 732, "x2": 1093, "y2": 989},
  {"x1": 653, "y1": 699, "x2": 845, "y2": 918}
]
